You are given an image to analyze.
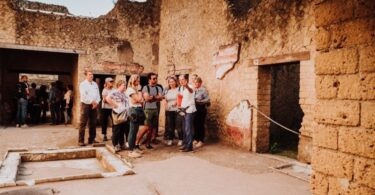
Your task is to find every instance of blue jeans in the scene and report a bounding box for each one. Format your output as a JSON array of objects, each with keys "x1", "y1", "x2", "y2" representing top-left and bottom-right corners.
[
  {"x1": 128, "y1": 107, "x2": 143, "y2": 150},
  {"x1": 16, "y1": 98, "x2": 28, "y2": 125},
  {"x1": 183, "y1": 112, "x2": 195, "y2": 149}
]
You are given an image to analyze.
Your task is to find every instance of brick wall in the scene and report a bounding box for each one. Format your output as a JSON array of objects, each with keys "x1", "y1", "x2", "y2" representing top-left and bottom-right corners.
[{"x1": 311, "y1": 0, "x2": 375, "y2": 194}]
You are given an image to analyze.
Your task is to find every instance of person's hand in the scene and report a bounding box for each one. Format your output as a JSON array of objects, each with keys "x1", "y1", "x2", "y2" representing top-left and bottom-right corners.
[{"x1": 92, "y1": 101, "x2": 98, "y2": 109}]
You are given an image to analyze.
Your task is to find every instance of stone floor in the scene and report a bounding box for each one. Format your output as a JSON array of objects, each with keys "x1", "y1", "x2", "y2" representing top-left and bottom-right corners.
[{"x1": 0, "y1": 125, "x2": 311, "y2": 195}]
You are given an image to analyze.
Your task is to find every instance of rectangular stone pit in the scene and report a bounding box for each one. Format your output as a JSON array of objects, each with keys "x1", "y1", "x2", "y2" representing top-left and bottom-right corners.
[{"x1": 0, "y1": 147, "x2": 134, "y2": 188}]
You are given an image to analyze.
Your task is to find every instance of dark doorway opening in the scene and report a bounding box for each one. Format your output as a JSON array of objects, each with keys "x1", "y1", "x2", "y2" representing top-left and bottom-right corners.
[
  {"x1": 0, "y1": 48, "x2": 78, "y2": 127},
  {"x1": 269, "y1": 63, "x2": 304, "y2": 158}
]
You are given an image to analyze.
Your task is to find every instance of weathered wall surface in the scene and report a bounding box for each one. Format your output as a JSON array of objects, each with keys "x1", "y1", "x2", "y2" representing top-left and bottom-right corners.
[
  {"x1": 0, "y1": 1, "x2": 16, "y2": 43},
  {"x1": 158, "y1": 0, "x2": 316, "y2": 161},
  {"x1": 311, "y1": 0, "x2": 375, "y2": 194},
  {"x1": 0, "y1": 0, "x2": 160, "y2": 124}
]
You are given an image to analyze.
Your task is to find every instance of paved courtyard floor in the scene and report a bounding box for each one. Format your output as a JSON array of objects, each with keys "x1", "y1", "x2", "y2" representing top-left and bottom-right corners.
[{"x1": 0, "y1": 125, "x2": 311, "y2": 195}]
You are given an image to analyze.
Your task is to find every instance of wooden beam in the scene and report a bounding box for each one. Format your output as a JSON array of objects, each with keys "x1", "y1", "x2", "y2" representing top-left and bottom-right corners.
[
  {"x1": 249, "y1": 51, "x2": 310, "y2": 66},
  {"x1": 0, "y1": 42, "x2": 86, "y2": 54}
]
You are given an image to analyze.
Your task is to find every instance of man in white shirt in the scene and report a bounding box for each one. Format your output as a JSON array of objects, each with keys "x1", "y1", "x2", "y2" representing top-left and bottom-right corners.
[
  {"x1": 178, "y1": 74, "x2": 196, "y2": 152},
  {"x1": 78, "y1": 70, "x2": 101, "y2": 146}
]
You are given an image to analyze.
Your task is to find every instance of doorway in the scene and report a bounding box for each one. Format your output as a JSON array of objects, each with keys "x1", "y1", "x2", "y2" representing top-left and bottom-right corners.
[
  {"x1": 269, "y1": 63, "x2": 303, "y2": 158},
  {"x1": 258, "y1": 62, "x2": 304, "y2": 158},
  {"x1": 0, "y1": 48, "x2": 78, "y2": 127}
]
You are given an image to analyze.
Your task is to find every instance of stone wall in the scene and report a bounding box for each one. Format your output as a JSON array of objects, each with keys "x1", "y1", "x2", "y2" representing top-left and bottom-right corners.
[
  {"x1": 0, "y1": 0, "x2": 160, "y2": 125},
  {"x1": 158, "y1": 0, "x2": 316, "y2": 161},
  {"x1": 311, "y1": 0, "x2": 375, "y2": 194}
]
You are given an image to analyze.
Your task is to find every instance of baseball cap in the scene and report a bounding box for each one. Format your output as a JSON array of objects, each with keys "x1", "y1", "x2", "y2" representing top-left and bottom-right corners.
[{"x1": 105, "y1": 77, "x2": 114, "y2": 82}]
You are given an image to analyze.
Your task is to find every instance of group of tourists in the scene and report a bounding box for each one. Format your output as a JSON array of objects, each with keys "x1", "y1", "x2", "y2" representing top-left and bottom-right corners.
[
  {"x1": 15, "y1": 75, "x2": 74, "y2": 127},
  {"x1": 78, "y1": 70, "x2": 210, "y2": 158}
]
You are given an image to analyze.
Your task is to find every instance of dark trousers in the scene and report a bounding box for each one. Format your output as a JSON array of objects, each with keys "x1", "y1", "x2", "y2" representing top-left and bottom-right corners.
[
  {"x1": 128, "y1": 107, "x2": 142, "y2": 150},
  {"x1": 101, "y1": 108, "x2": 112, "y2": 135},
  {"x1": 79, "y1": 103, "x2": 97, "y2": 143},
  {"x1": 112, "y1": 122, "x2": 129, "y2": 147},
  {"x1": 166, "y1": 111, "x2": 183, "y2": 140},
  {"x1": 50, "y1": 102, "x2": 61, "y2": 124},
  {"x1": 183, "y1": 112, "x2": 195, "y2": 149},
  {"x1": 194, "y1": 105, "x2": 207, "y2": 142}
]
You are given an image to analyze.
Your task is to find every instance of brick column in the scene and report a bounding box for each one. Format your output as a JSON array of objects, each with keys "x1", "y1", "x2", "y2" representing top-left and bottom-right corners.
[{"x1": 311, "y1": 0, "x2": 375, "y2": 194}]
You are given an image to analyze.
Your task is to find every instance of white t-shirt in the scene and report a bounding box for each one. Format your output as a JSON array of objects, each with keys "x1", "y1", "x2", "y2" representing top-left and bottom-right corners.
[
  {"x1": 125, "y1": 87, "x2": 142, "y2": 107},
  {"x1": 102, "y1": 88, "x2": 116, "y2": 109},
  {"x1": 164, "y1": 88, "x2": 178, "y2": 111},
  {"x1": 179, "y1": 86, "x2": 196, "y2": 113}
]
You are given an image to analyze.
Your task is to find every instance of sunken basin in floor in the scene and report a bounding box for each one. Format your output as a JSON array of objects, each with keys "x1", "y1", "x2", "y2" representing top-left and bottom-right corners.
[{"x1": 0, "y1": 147, "x2": 134, "y2": 188}]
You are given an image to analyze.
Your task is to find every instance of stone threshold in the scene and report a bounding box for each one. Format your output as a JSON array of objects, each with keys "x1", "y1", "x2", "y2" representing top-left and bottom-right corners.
[{"x1": 0, "y1": 147, "x2": 134, "y2": 188}]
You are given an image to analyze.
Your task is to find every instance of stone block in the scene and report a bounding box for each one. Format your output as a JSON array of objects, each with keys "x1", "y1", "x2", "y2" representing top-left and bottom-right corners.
[
  {"x1": 297, "y1": 135, "x2": 312, "y2": 163},
  {"x1": 360, "y1": 73, "x2": 375, "y2": 100},
  {"x1": 312, "y1": 124, "x2": 338, "y2": 150},
  {"x1": 315, "y1": 75, "x2": 338, "y2": 99},
  {"x1": 328, "y1": 177, "x2": 350, "y2": 195},
  {"x1": 316, "y1": 48, "x2": 358, "y2": 75},
  {"x1": 315, "y1": 27, "x2": 331, "y2": 50},
  {"x1": 361, "y1": 101, "x2": 375, "y2": 129},
  {"x1": 312, "y1": 147, "x2": 354, "y2": 178},
  {"x1": 338, "y1": 127, "x2": 375, "y2": 158},
  {"x1": 315, "y1": 0, "x2": 354, "y2": 27},
  {"x1": 331, "y1": 19, "x2": 375, "y2": 48},
  {"x1": 354, "y1": 157, "x2": 375, "y2": 189},
  {"x1": 315, "y1": 100, "x2": 360, "y2": 126},
  {"x1": 337, "y1": 74, "x2": 361, "y2": 100},
  {"x1": 347, "y1": 183, "x2": 375, "y2": 195},
  {"x1": 359, "y1": 46, "x2": 375, "y2": 73},
  {"x1": 354, "y1": 0, "x2": 375, "y2": 18},
  {"x1": 311, "y1": 172, "x2": 328, "y2": 195}
]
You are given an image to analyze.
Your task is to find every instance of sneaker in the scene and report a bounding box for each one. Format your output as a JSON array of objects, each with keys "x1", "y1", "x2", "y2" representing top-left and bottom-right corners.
[
  {"x1": 128, "y1": 151, "x2": 142, "y2": 158},
  {"x1": 135, "y1": 145, "x2": 143, "y2": 151},
  {"x1": 195, "y1": 141, "x2": 204, "y2": 148},
  {"x1": 114, "y1": 145, "x2": 121, "y2": 153},
  {"x1": 177, "y1": 140, "x2": 183, "y2": 146},
  {"x1": 20, "y1": 124, "x2": 29, "y2": 128},
  {"x1": 181, "y1": 148, "x2": 194, "y2": 153},
  {"x1": 146, "y1": 144, "x2": 154, "y2": 150},
  {"x1": 78, "y1": 142, "x2": 86, "y2": 147},
  {"x1": 103, "y1": 135, "x2": 108, "y2": 141},
  {"x1": 166, "y1": 140, "x2": 173, "y2": 146},
  {"x1": 125, "y1": 143, "x2": 129, "y2": 148},
  {"x1": 16, "y1": 124, "x2": 20, "y2": 128},
  {"x1": 120, "y1": 145, "x2": 127, "y2": 150},
  {"x1": 193, "y1": 140, "x2": 198, "y2": 145}
]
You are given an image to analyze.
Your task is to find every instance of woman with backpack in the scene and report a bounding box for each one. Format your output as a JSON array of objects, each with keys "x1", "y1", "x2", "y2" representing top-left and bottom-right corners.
[{"x1": 105, "y1": 80, "x2": 129, "y2": 153}]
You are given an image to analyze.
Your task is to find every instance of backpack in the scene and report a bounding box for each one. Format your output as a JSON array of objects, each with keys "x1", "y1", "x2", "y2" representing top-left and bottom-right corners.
[{"x1": 16, "y1": 82, "x2": 27, "y2": 99}]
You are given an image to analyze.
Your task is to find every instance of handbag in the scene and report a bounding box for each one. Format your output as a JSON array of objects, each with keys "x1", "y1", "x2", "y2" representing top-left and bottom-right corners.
[{"x1": 112, "y1": 110, "x2": 127, "y2": 125}]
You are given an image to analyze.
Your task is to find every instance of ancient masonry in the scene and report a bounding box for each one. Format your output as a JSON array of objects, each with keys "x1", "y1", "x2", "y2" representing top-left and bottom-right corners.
[{"x1": 0, "y1": 0, "x2": 374, "y2": 194}]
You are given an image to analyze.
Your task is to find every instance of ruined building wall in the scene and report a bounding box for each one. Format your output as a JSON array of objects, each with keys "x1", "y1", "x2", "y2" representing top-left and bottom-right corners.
[
  {"x1": 158, "y1": 0, "x2": 316, "y2": 162},
  {"x1": 311, "y1": 0, "x2": 375, "y2": 194},
  {"x1": 0, "y1": 1, "x2": 16, "y2": 43},
  {"x1": 0, "y1": 0, "x2": 160, "y2": 124}
]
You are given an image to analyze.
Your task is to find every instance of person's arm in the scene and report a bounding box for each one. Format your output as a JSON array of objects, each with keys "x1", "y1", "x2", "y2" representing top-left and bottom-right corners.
[
  {"x1": 105, "y1": 95, "x2": 118, "y2": 108},
  {"x1": 92, "y1": 84, "x2": 101, "y2": 109},
  {"x1": 142, "y1": 86, "x2": 154, "y2": 102},
  {"x1": 185, "y1": 84, "x2": 193, "y2": 93},
  {"x1": 131, "y1": 91, "x2": 144, "y2": 104}
]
